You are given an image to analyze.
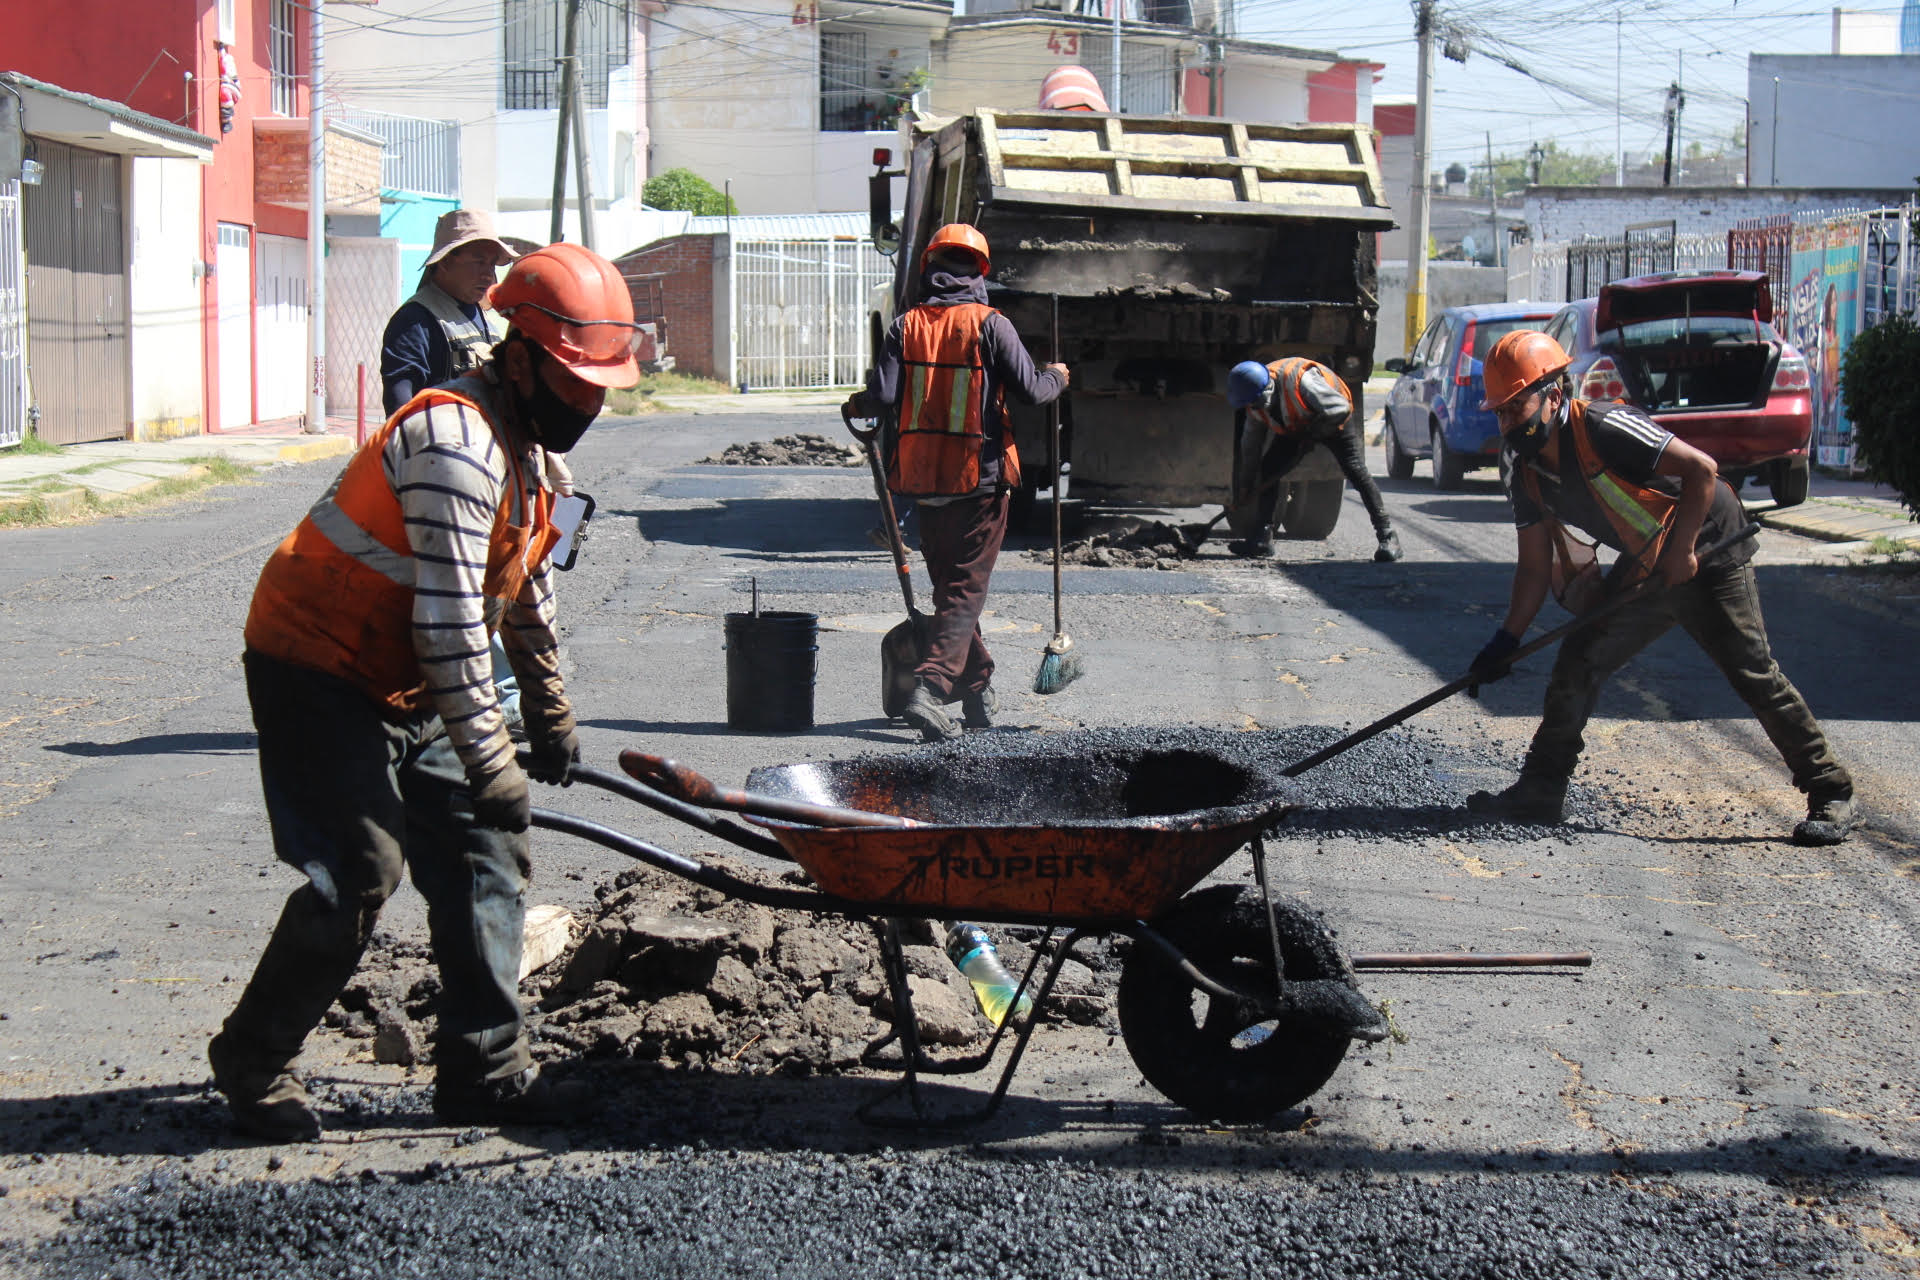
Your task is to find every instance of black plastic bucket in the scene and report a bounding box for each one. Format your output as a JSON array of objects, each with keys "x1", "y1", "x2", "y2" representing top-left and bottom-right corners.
[{"x1": 724, "y1": 610, "x2": 818, "y2": 731}]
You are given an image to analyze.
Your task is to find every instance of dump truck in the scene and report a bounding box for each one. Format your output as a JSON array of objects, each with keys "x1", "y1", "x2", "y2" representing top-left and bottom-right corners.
[{"x1": 867, "y1": 108, "x2": 1394, "y2": 539}]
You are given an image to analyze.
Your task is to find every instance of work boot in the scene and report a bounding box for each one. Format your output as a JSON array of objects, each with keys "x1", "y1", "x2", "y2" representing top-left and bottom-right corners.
[
  {"x1": 1792, "y1": 790, "x2": 1858, "y2": 846},
  {"x1": 1373, "y1": 528, "x2": 1403, "y2": 563},
  {"x1": 961, "y1": 684, "x2": 997, "y2": 730},
  {"x1": 1465, "y1": 773, "x2": 1568, "y2": 824},
  {"x1": 901, "y1": 680, "x2": 961, "y2": 743},
  {"x1": 208, "y1": 1031, "x2": 322, "y2": 1143},
  {"x1": 433, "y1": 1064, "x2": 595, "y2": 1128},
  {"x1": 1227, "y1": 536, "x2": 1274, "y2": 559}
]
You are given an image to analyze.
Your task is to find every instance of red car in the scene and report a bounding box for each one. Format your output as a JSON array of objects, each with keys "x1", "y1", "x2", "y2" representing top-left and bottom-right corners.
[{"x1": 1542, "y1": 269, "x2": 1813, "y2": 507}]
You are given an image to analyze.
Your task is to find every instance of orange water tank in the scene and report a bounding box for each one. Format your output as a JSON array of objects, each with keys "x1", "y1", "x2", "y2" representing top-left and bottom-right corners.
[{"x1": 1039, "y1": 65, "x2": 1109, "y2": 112}]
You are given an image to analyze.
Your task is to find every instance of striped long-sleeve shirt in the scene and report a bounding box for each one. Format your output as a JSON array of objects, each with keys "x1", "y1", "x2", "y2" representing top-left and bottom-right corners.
[{"x1": 385, "y1": 373, "x2": 565, "y2": 777}]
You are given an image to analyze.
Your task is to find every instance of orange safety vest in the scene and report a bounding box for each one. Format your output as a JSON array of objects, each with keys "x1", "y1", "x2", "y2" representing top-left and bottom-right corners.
[
  {"x1": 244, "y1": 386, "x2": 560, "y2": 716},
  {"x1": 1519, "y1": 399, "x2": 1676, "y2": 592},
  {"x1": 887, "y1": 301, "x2": 1021, "y2": 497},
  {"x1": 1260, "y1": 357, "x2": 1353, "y2": 438}
]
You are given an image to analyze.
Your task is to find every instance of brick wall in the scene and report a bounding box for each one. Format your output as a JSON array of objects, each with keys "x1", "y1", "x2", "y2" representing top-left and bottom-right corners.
[{"x1": 616, "y1": 234, "x2": 719, "y2": 378}]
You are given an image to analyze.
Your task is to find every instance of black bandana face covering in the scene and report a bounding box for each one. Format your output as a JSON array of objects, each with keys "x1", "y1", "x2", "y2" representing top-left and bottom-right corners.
[
  {"x1": 1506, "y1": 392, "x2": 1556, "y2": 461},
  {"x1": 513, "y1": 341, "x2": 597, "y2": 454}
]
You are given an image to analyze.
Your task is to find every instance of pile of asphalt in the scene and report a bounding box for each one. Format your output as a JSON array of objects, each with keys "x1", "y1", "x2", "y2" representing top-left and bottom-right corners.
[
  {"x1": 17, "y1": 1155, "x2": 1853, "y2": 1279},
  {"x1": 697, "y1": 434, "x2": 862, "y2": 467},
  {"x1": 1026, "y1": 517, "x2": 1195, "y2": 570}
]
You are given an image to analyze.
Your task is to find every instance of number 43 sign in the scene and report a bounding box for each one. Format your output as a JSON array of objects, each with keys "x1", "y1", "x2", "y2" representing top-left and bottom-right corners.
[{"x1": 1046, "y1": 30, "x2": 1079, "y2": 56}]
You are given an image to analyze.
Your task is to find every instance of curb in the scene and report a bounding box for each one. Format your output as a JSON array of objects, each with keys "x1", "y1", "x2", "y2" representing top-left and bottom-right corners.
[
  {"x1": 0, "y1": 486, "x2": 88, "y2": 522},
  {"x1": 274, "y1": 437, "x2": 355, "y2": 464}
]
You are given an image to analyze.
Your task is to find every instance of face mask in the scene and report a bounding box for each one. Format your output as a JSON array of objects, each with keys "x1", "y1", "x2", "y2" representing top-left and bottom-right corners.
[
  {"x1": 1506, "y1": 395, "x2": 1555, "y2": 461},
  {"x1": 512, "y1": 342, "x2": 597, "y2": 453}
]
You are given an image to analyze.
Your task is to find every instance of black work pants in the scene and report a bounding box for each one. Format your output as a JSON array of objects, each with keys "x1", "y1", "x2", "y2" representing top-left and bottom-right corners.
[
  {"x1": 1522, "y1": 559, "x2": 1851, "y2": 796},
  {"x1": 218, "y1": 652, "x2": 534, "y2": 1086},
  {"x1": 912, "y1": 488, "x2": 1009, "y2": 701},
  {"x1": 1250, "y1": 427, "x2": 1395, "y2": 538}
]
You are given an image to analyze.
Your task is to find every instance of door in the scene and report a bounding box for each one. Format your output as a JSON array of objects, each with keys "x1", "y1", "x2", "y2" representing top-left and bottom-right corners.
[
  {"x1": 254, "y1": 233, "x2": 306, "y2": 422},
  {"x1": 1389, "y1": 316, "x2": 1444, "y2": 445},
  {"x1": 21, "y1": 139, "x2": 129, "y2": 444},
  {"x1": 216, "y1": 223, "x2": 254, "y2": 429}
]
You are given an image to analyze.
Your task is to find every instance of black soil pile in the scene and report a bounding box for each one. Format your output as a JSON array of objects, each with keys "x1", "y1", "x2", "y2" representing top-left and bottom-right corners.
[
  {"x1": 698, "y1": 434, "x2": 862, "y2": 467},
  {"x1": 1025, "y1": 517, "x2": 1195, "y2": 569}
]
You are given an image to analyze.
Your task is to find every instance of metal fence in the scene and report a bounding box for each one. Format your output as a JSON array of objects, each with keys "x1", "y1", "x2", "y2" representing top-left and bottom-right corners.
[
  {"x1": 324, "y1": 236, "x2": 403, "y2": 416},
  {"x1": 1862, "y1": 205, "x2": 1918, "y2": 328},
  {"x1": 1524, "y1": 229, "x2": 1727, "y2": 304},
  {"x1": 0, "y1": 178, "x2": 23, "y2": 449},
  {"x1": 334, "y1": 111, "x2": 461, "y2": 200},
  {"x1": 732, "y1": 236, "x2": 892, "y2": 389}
]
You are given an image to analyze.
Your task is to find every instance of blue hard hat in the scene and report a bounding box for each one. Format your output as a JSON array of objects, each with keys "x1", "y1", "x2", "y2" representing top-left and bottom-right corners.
[{"x1": 1227, "y1": 360, "x2": 1271, "y2": 409}]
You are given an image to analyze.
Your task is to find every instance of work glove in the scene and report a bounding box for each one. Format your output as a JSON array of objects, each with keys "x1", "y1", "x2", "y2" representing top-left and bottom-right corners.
[
  {"x1": 1465, "y1": 628, "x2": 1522, "y2": 699},
  {"x1": 521, "y1": 696, "x2": 581, "y2": 787},
  {"x1": 470, "y1": 758, "x2": 532, "y2": 833},
  {"x1": 842, "y1": 391, "x2": 875, "y2": 420}
]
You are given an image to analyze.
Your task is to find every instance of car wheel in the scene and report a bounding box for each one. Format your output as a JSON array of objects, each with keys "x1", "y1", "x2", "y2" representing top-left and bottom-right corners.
[
  {"x1": 1383, "y1": 416, "x2": 1415, "y2": 481},
  {"x1": 1431, "y1": 422, "x2": 1465, "y2": 491},
  {"x1": 1769, "y1": 457, "x2": 1810, "y2": 508}
]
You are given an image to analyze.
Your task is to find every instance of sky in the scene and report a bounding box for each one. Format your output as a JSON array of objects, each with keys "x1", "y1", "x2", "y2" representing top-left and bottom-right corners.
[{"x1": 1233, "y1": 0, "x2": 1901, "y2": 177}]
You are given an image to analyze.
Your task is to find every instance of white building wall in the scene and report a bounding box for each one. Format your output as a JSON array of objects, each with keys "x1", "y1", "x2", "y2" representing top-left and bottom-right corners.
[
  {"x1": 1524, "y1": 185, "x2": 1917, "y2": 242},
  {"x1": 326, "y1": 0, "x2": 501, "y2": 208},
  {"x1": 1220, "y1": 58, "x2": 1312, "y2": 122},
  {"x1": 1747, "y1": 54, "x2": 1920, "y2": 188},
  {"x1": 127, "y1": 157, "x2": 204, "y2": 440}
]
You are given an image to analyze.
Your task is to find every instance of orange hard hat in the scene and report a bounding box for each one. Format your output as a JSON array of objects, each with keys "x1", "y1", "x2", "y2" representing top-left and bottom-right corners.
[
  {"x1": 922, "y1": 223, "x2": 991, "y2": 276},
  {"x1": 1039, "y1": 65, "x2": 1109, "y2": 112},
  {"x1": 486, "y1": 241, "x2": 643, "y2": 389},
  {"x1": 1479, "y1": 329, "x2": 1571, "y2": 412}
]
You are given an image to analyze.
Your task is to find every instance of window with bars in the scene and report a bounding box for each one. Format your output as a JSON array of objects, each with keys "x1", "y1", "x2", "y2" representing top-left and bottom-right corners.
[
  {"x1": 502, "y1": 0, "x2": 633, "y2": 110},
  {"x1": 270, "y1": 0, "x2": 297, "y2": 116},
  {"x1": 819, "y1": 31, "x2": 869, "y2": 132}
]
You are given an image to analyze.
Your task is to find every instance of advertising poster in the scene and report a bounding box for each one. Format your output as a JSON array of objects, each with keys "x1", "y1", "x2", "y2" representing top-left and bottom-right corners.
[{"x1": 1788, "y1": 218, "x2": 1864, "y2": 469}]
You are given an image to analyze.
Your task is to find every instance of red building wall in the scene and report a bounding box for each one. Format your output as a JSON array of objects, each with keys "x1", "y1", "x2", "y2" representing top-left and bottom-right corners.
[{"x1": 616, "y1": 235, "x2": 719, "y2": 379}]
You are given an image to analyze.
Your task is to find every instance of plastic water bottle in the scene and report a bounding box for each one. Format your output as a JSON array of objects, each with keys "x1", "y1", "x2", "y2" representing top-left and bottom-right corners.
[{"x1": 944, "y1": 923, "x2": 1035, "y2": 1028}]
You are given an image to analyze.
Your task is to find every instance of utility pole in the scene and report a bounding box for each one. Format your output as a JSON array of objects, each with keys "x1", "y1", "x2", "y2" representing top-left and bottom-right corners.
[
  {"x1": 1661, "y1": 82, "x2": 1685, "y2": 186},
  {"x1": 549, "y1": 0, "x2": 583, "y2": 244},
  {"x1": 1614, "y1": 8, "x2": 1624, "y2": 187},
  {"x1": 1110, "y1": 0, "x2": 1123, "y2": 113},
  {"x1": 1404, "y1": 0, "x2": 1434, "y2": 352},
  {"x1": 1485, "y1": 132, "x2": 1498, "y2": 268},
  {"x1": 570, "y1": 55, "x2": 596, "y2": 249},
  {"x1": 305, "y1": 0, "x2": 327, "y2": 434}
]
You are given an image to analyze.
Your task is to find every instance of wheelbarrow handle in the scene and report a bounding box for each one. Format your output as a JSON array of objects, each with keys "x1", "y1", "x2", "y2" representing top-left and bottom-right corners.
[{"x1": 618, "y1": 749, "x2": 914, "y2": 829}]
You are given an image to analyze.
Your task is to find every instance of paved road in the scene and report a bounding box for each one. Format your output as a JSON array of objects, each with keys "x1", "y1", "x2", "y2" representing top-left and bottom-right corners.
[{"x1": 1, "y1": 407, "x2": 1916, "y2": 1273}]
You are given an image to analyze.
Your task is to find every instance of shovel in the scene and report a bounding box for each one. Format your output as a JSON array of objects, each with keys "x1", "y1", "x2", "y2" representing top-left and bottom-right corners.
[
  {"x1": 843, "y1": 406, "x2": 929, "y2": 719},
  {"x1": 1277, "y1": 522, "x2": 1761, "y2": 778},
  {"x1": 619, "y1": 749, "x2": 913, "y2": 829}
]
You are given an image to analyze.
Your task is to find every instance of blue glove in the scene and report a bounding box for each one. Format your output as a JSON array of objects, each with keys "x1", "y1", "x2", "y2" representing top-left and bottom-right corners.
[{"x1": 1466, "y1": 628, "x2": 1522, "y2": 699}]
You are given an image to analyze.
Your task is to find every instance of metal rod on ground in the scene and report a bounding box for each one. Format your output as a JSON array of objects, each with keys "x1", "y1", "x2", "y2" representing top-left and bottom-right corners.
[
  {"x1": 1034, "y1": 293, "x2": 1083, "y2": 694},
  {"x1": 1350, "y1": 952, "x2": 1593, "y2": 970},
  {"x1": 1278, "y1": 522, "x2": 1761, "y2": 778}
]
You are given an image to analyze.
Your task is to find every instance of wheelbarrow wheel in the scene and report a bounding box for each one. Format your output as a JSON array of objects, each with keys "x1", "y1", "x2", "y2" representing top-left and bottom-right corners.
[{"x1": 1117, "y1": 884, "x2": 1353, "y2": 1123}]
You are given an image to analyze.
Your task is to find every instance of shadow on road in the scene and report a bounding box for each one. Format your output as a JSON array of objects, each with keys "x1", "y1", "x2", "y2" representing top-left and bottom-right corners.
[{"x1": 44, "y1": 732, "x2": 257, "y2": 758}]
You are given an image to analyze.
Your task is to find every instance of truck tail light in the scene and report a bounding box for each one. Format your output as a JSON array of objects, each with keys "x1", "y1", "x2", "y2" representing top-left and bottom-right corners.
[
  {"x1": 1579, "y1": 357, "x2": 1625, "y2": 401},
  {"x1": 1772, "y1": 347, "x2": 1810, "y2": 392},
  {"x1": 872, "y1": 148, "x2": 892, "y2": 167},
  {"x1": 1453, "y1": 321, "x2": 1477, "y2": 387}
]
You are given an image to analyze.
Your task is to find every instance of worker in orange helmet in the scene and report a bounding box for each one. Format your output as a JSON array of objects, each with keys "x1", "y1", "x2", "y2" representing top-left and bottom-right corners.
[
  {"x1": 1039, "y1": 65, "x2": 1109, "y2": 112},
  {"x1": 1463, "y1": 329, "x2": 1856, "y2": 846},
  {"x1": 844, "y1": 222, "x2": 1069, "y2": 742},
  {"x1": 208, "y1": 242, "x2": 647, "y2": 1142}
]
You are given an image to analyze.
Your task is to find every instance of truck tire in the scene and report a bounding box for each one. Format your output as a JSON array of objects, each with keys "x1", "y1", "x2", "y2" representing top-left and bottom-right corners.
[
  {"x1": 1430, "y1": 422, "x2": 1466, "y2": 491},
  {"x1": 1278, "y1": 477, "x2": 1345, "y2": 540},
  {"x1": 1382, "y1": 416, "x2": 1416, "y2": 481},
  {"x1": 1769, "y1": 457, "x2": 1810, "y2": 508}
]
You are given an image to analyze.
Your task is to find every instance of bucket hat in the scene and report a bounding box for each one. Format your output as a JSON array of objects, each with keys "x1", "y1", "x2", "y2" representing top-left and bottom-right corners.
[{"x1": 425, "y1": 209, "x2": 517, "y2": 269}]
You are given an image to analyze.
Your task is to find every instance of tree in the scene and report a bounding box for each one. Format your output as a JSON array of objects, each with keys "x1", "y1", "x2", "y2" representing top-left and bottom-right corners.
[
  {"x1": 642, "y1": 168, "x2": 739, "y2": 215},
  {"x1": 1840, "y1": 313, "x2": 1920, "y2": 520}
]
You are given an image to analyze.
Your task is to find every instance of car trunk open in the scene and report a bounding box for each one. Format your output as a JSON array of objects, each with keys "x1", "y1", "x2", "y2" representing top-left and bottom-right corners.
[{"x1": 1596, "y1": 276, "x2": 1778, "y2": 415}]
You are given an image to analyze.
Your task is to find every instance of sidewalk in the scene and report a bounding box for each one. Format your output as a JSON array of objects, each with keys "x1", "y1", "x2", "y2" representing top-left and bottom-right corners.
[
  {"x1": 1747, "y1": 475, "x2": 1920, "y2": 550},
  {"x1": 0, "y1": 416, "x2": 357, "y2": 520}
]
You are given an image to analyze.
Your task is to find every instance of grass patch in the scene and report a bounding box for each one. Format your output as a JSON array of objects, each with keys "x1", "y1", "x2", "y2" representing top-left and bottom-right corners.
[
  {"x1": 0, "y1": 456, "x2": 256, "y2": 529},
  {"x1": 9, "y1": 431, "x2": 61, "y2": 456},
  {"x1": 605, "y1": 370, "x2": 736, "y2": 416}
]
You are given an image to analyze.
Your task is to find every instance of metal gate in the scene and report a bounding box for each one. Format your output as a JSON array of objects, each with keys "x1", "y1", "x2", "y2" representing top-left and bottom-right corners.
[
  {"x1": 0, "y1": 177, "x2": 24, "y2": 449},
  {"x1": 325, "y1": 235, "x2": 402, "y2": 414},
  {"x1": 22, "y1": 139, "x2": 129, "y2": 445},
  {"x1": 254, "y1": 232, "x2": 307, "y2": 422},
  {"x1": 733, "y1": 236, "x2": 891, "y2": 389},
  {"x1": 1861, "y1": 205, "x2": 1917, "y2": 327}
]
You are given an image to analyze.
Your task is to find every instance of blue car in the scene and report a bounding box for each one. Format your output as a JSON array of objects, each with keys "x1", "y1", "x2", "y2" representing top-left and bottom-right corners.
[{"x1": 1382, "y1": 303, "x2": 1559, "y2": 489}]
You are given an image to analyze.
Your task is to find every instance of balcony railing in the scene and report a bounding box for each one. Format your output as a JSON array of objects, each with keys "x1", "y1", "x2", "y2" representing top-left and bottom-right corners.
[{"x1": 334, "y1": 110, "x2": 461, "y2": 200}]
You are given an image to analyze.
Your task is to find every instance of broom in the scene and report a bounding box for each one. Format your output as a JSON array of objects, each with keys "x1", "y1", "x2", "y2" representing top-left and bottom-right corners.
[{"x1": 1033, "y1": 293, "x2": 1084, "y2": 695}]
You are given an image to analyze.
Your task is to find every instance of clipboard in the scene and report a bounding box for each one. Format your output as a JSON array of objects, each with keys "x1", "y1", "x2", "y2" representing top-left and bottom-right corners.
[{"x1": 550, "y1": 491, "x2": 595, "y2": 572}]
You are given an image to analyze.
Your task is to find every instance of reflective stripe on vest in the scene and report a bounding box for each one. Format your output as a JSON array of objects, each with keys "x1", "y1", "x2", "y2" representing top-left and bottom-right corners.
[
  {"x1": 305, "y1": 471, "x2": 416, "y2": 587},
  {"x1": 1520, "y1": 400, "x2": 1675, "y2": 576},
  {"x1": 889, "y1": 302, "x2": 1003, "y2": 497}
]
